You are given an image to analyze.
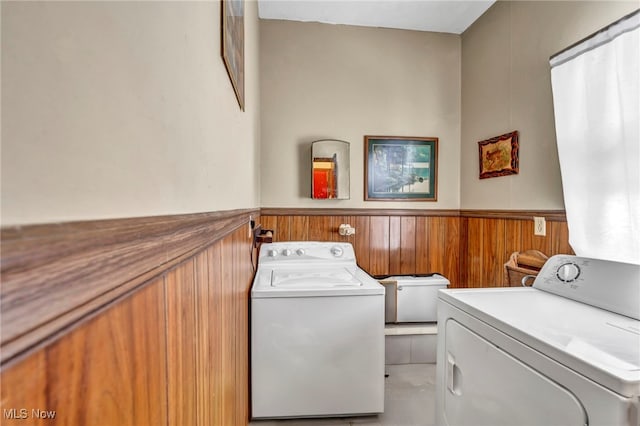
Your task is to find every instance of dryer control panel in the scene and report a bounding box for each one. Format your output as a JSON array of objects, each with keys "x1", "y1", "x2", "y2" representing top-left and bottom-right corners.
[{"x1": 534, "y1": 255, "x2": 640, "y2": 320}]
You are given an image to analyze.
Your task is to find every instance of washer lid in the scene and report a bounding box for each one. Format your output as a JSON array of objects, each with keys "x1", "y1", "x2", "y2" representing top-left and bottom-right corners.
[
  {"x1": 439, "y1": 287, "x2": 640, "y2": 397},
  {"x1": 252, "y1": 266, "x2": 384, "y2": 298}
]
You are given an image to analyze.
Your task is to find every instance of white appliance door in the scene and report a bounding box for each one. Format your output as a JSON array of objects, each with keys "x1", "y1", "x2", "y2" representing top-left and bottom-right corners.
[
  {"x1": 252, "y1": 294, "x2": 385, "y2": 418},
  {"x1": 443, "y1": 319, "x2": 587, "y2": 426}
]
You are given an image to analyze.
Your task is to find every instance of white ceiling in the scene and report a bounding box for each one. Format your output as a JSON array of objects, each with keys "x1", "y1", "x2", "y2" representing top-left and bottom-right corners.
[{"x1": 257, "y1": 0, "x2": 496, "y2": 34}]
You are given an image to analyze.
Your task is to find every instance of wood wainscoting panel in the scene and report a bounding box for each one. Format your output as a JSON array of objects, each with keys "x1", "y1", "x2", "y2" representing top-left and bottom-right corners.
[
  {"x1": 466, "y1": 218, "x2": 484, "y2": 288},
  {"x1": 399, "y1": 217, "x2": 416, "y2": 275},
  {"x1": 352, "y1": 216, "x2": 371, "y2": 272},
  {"x1": 260, "y1": 212, "x2": 461, "y2": 284},
  {"x1": 503, "y1": 220, "x2": 524, "y2": 286},
  {"x1": 260, "y1": 209, "x2": 571, "y2": 289},
  {"x1": 389, "y1": 217, "x2": 401, "y2": 274},
  {"x1": 444, "y1": 216, "x2": 461, "y2": 288},
  {"x1": 0, "y1": 352, "x2": 46, "y2": 425},
  {"x1": 426, "y1": 217, "x2": 445, "y2": 276},
  {"x1": 165, "y1": 227, "x2": 252, "y2": 426},
  {"x1": 1, "y1": 210, "x2": 255, "y2": 426},
  {"x1": 165, "y1": 224, "x2": 251, "y2": 426},
  {"x1": 220, "y1": 231, "x2": 237, "y2": 425},
  {"x1": 521, "y1": 219, "x2": 553, "y2": 255},
  {"x1": 290, "y1": 216, "x2": 310, "y2": 241},
  {"x1": 276, "y1": 216, "x2": 291, "y2": 241},
  {"x1": 203, "y1": 243, "x2": 224, "y2": 426},
  {"x1": 308, "y1": 216, "x2": 334, "y2": 241},
  {"x1": 551, "y1": 221, "x2": 573, "y2": 255},
  {"x1": 415, "y1": 216, "x2": 462, "y2": 287},
  {"x1": 1, "y1": 278, "x2": 167, "y2": 426},
  {"x1": 260, "y1": 215, "x2": 278, "y2": 241},
  {"x1": 481, "y1": 219, "x2": 506, "y2": 287},
  {"x1": 232, "y1": 229, "x2": 250, "y2": 426},
  {"x1": 458, "y1": 217, "x2": 469, "y2": 287},
  {"x1": 369, "y1": 216, "x2": 391, "y2": 276},
  {"x1": 166, "y1": 261, "x2": 197, "y2": 426},
  {"x1": 415, "y1": 217, "x2": 429, "y2": 274},
  {"x1": 464, "y1": 217, "x2": 574, "y2": 287},
  {"x1": 194, "y1": 249, "x2": 213, "y2": 426},
  {"x1": 54, "y1": 278, "x2": 167, "y2": 426},
  {"x1": 0, "y1": 208, "x2": 257, "y2": 365}
]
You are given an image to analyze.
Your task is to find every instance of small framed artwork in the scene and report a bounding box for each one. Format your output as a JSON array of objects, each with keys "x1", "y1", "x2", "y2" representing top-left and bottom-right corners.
[
  {"x1": 364, "y1": 135, "x2": 438, "y2": 201},
  {"x1": 221, "y1": 0, "x2": 245, "y2": 110},
  {"x1": 478, "y1": 131, "x2": 519, "y2": 179}
]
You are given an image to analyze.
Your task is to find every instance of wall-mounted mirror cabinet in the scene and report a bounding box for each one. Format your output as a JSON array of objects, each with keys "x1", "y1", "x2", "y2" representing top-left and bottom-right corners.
[{"x1": 311, "y1": 139, "x2": 350, "y2": 199}]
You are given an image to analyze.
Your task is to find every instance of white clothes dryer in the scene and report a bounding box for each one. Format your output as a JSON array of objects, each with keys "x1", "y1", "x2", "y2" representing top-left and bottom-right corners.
[
  {"x1": 251, "y1": 242, "x2": 385, "y2": 419},
  {"x1": 436, "y1": 255, "x2": 640, "y2": 426}
]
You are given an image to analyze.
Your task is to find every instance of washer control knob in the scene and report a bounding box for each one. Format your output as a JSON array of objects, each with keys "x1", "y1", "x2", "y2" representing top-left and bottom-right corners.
[
  {"x1": 331, "y1": 246, "x2": 344, "y2": 257},
  {"x1": 556, "y1": 263, "x2": 580, "y2": 283},
  {"x1": 268, "y1": 249, "x2": 278, "y2": 257},
  {"x1": 282, "y1": 249, "x2": 292, "y2": 256},
  {"x1": 296, "y1": 249, "x2": 305, "y2": 256}
]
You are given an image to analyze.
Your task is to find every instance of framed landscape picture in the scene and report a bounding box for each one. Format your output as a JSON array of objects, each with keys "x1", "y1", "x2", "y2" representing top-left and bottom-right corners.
[{"x1": 364, "y1": 136, "x2": 438, "y2": 201}]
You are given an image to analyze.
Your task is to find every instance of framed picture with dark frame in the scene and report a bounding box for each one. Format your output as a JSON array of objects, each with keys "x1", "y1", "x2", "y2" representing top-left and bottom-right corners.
[
  {"x1": 478, "y1": 131, "x2": 519, "y2": 179},
  {"x1": 364, "y1": 135, "x2": 438, "y2": 201},
  {"x1": 221, "y1": 0, "x2": 244, "y2": 110}
]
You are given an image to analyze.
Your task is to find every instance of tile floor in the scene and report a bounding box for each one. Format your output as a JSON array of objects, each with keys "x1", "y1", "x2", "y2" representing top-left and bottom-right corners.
[{"x1": 249, "y1": 364, "x2": 436, "y2": 426}]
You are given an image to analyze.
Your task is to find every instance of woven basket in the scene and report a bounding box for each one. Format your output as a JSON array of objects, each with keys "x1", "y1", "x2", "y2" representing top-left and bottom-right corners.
[{"x1": 504, "y1": 250, "x2": 549, "y2": 287}]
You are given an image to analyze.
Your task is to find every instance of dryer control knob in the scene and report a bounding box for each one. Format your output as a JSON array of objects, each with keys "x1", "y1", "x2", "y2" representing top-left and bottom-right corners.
[
  {"x1": 296, "y1": 249, "x2": 305, "y2": 256},
  {"x1": 282, "y1": 249, "x2": 292, "y2": 256},
  {"x1": 331, "y1": 246, "x2": 344, "y2": 257},
  {"x1": 556, "y1": 263, "x2": 580, "y2": 283},
  {"x1": 268, "y1": 249, "x2": 278, "y2": 257}
]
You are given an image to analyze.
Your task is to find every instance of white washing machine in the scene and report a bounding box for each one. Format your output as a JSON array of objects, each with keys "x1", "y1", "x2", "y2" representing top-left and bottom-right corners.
[
  {"x1": 251, "y1": 242, "x2": 385, "y2": 419},
  {"x1": 436, "y1": 254, "x2": 640, "y2": 425}
]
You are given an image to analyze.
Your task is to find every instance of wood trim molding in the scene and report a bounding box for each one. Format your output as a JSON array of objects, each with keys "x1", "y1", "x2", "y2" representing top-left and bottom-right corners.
[
  {"x1": 459, "y1": 209, "x2": 567, "y2": 222},
  {"x1": 260, "y1": 208, "x2": 461, "y2": 217},
  {"x1": 261, "y1": 208, "x2": 566, "y2": 221},
  {"x1": 0, "y1": 208, "x2": 259, "y2": 366}
]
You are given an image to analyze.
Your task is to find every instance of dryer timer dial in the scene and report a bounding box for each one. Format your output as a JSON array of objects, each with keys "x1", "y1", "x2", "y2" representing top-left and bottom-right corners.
[{"x1": 556, "y1": 262, "x2": 580, "y2": 283}]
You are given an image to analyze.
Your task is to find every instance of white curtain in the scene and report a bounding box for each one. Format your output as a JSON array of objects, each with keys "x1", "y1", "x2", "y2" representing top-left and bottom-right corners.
[{"x1": 550, "y1": 11, "x2": 640, "y2": 265}]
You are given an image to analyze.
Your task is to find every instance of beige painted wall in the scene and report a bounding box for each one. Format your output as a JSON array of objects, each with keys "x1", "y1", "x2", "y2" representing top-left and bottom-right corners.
[
  {"x1": 1, "y1": 1, "x2": 260, "y2": 226},
  {"x1": 260, "y1": 20, "x2": 461, "y2": 209},
  {"x1": 460, "y1": 1, "x2": 638, "y2": 210}
]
